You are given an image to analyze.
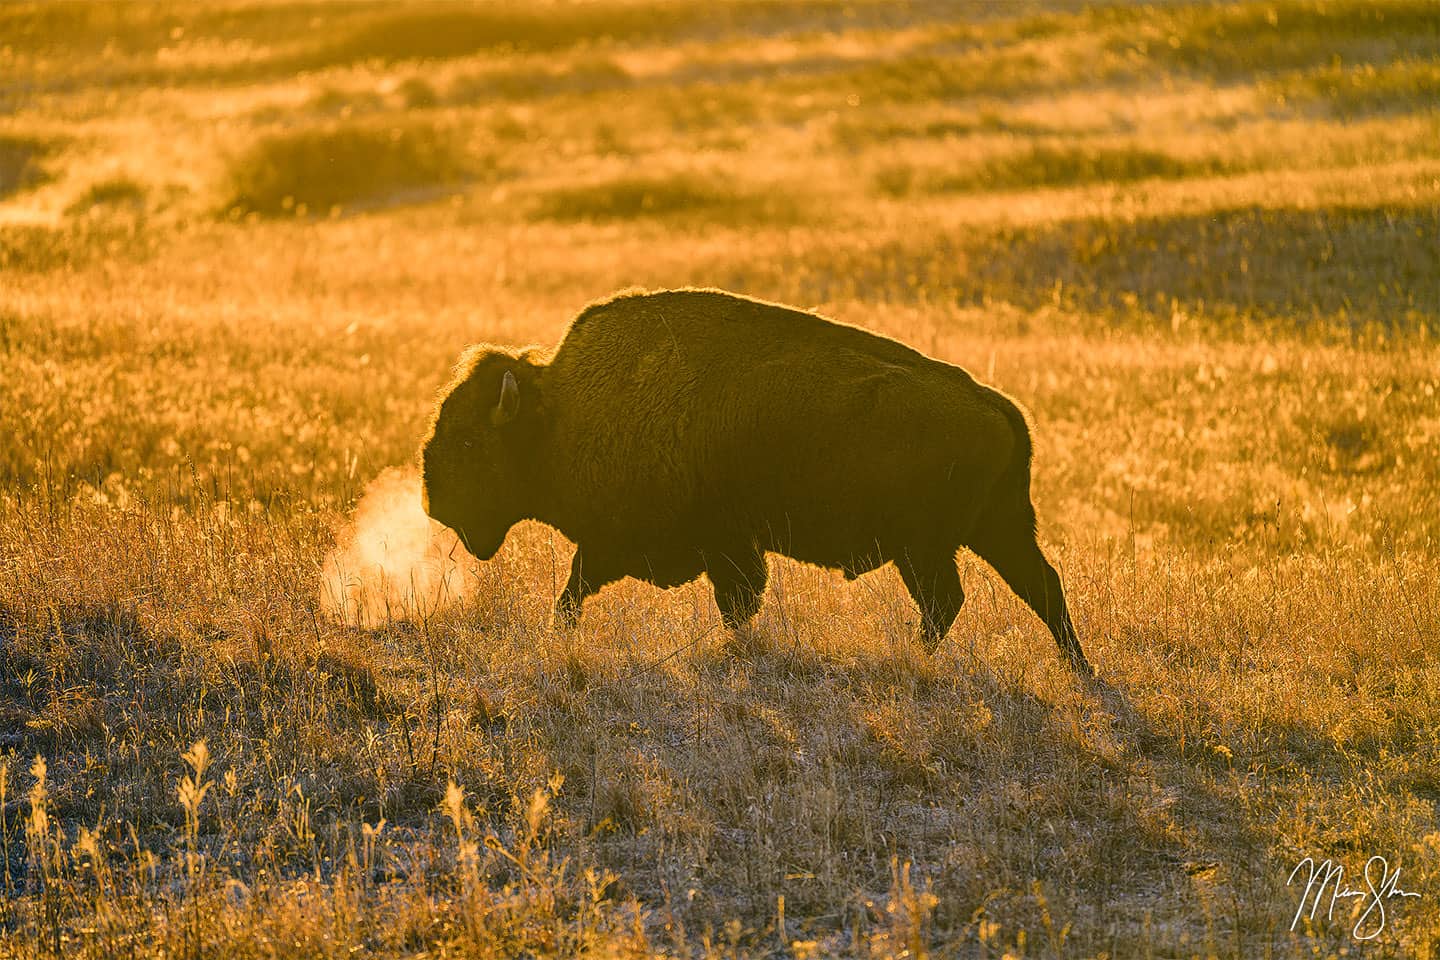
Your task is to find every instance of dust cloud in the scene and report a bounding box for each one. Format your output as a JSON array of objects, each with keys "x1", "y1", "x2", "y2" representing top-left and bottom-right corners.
[{"x1": 319, "y1": 467, "x2": 472, "y2": 628}]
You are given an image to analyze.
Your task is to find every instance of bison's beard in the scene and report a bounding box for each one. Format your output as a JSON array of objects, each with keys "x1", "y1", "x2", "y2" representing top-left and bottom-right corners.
[
  {"x1": 451, "y1": 523, "x2": 506, "y2": 562},
  {"x1": 320, "y1": 467, "x2": 475, "y2": 628},
  {"x1": 422, "y1": 497, "x2": 508, "y2": 561}
]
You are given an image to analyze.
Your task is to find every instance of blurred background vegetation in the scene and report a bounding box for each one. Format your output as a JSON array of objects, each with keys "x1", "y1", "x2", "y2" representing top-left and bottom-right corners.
[{"x1": 1, "y1": 1, "x2": 1438, "y2": 957}]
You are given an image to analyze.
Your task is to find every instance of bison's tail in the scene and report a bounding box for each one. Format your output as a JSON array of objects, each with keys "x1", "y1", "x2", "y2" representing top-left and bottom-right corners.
[{"x1": 985, "y1": 394, "x2": 1040, "y2": 535}]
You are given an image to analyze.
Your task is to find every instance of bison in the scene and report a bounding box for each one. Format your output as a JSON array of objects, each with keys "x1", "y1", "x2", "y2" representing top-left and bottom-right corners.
[{"x1": 421, "y1": 288, "x2": 1093, "y2": 676}]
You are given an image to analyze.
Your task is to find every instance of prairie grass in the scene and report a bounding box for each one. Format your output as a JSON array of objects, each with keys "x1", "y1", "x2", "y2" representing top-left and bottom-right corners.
[
  {"x1": 2, "y1": 1, "x2": 1439, "y2": 958},
  {"x1": 1277, "y1": 57, "x2": 1440, "y2": 115},
  {"x1": 1152, "y1": 0, "x2": 1440, "y2": 77},
  {"x1": 305, "y1": 3, "x2": 700, "y2": 66}
]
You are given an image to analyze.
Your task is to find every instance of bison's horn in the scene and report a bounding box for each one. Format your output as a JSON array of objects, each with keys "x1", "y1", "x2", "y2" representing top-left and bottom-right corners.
[{"x1": 492, "y1": 370, "x2": 520, "y2": 425}]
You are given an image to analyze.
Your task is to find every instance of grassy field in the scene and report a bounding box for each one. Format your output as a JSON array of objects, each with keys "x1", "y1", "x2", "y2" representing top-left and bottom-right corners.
[{"x1": 2, "y1": 1, "x2": 1439, "y2": 956}]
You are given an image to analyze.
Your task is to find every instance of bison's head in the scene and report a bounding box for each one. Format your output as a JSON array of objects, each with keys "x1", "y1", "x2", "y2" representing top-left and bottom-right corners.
[{"x1": 420, "y1": 348, "x2": 539, "y2": 561}]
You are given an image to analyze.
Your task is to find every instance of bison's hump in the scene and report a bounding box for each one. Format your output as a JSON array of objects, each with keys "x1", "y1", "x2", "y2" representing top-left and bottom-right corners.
[{"x1": 560, "y1": 287, "x2": 937, "y2": 370}]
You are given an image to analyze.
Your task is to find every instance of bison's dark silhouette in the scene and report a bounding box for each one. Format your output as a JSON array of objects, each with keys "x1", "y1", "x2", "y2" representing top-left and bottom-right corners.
[{"x1": 421, "y1": 288, "x2": 1092, "y2": 675}]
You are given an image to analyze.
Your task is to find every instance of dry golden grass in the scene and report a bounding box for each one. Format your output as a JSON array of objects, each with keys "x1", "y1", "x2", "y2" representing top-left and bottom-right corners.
[{"x1": 2, "y1": 1, "x2": 1439, "y2": 957}]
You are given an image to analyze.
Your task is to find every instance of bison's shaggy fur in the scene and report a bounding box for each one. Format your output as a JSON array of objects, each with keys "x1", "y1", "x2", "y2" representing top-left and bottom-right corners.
[{"x1": 422, "y1": 288, "x2": 1092, "y2": 675}]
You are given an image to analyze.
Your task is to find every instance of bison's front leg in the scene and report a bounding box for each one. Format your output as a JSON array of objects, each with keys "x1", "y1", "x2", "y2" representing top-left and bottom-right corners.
[
  {"x1": 554, "y1": 547, "x2": 615, "y2": 629},
  {"x1": 896, "y1": 550, "x2": 966, "y2": 653},
  {"x1": 707, "y1": 547, "x2": 768, "y2": 631}
]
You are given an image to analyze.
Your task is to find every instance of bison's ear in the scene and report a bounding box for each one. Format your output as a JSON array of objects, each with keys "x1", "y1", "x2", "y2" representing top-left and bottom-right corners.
[{"x1": 491, "y1": 370, "x2": 520, "y2": 426}]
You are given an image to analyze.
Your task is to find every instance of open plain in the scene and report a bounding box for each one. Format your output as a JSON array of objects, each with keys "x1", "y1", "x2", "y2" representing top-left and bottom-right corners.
[{"x1": 1, "y1": 1, "x2": 1439, "y2": 956}]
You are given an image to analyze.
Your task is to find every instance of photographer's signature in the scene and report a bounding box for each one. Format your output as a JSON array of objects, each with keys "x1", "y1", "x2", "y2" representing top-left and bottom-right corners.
[{"x1": 1289, "y1": 855, "x2": 1421, "y2": 940}]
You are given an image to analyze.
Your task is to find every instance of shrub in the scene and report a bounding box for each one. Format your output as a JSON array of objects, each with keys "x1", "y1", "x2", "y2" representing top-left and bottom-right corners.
[
  {"x1": 873, "y1": 164, "x2": 917, "y2": 198},
  {"x1": 446, "y1": 57, "x2": 631, "y2": 106},
  {"x1": 66, "y1": 177, "x2": 146, "y2": 215},
  {"x1": 939, "y1": 144, "x2": 1216, "y2": 193},
  {"x1": 397, "y1": 77, "x2": 439, "y2": 109},
  {"x1": 223, "y1": 121, "x2": 470, "y2": 217},
  {"x1": 307, "y1": 86, "x2": 385, "y2": 118},
  {"x1": 529, "y1": 172, "x2": 802, "y2": 225},
  {"x1": 838, "y1": 50, "x2": 1050, "y2": 104},
  {"x1": 0, "y1": 134, "x2": 53, "y2": 199}
]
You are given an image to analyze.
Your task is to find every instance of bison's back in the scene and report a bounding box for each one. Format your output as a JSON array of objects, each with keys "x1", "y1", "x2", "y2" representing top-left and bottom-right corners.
[{"x1": 542, "y1": 289, "x2": 1018, "y2": 563}]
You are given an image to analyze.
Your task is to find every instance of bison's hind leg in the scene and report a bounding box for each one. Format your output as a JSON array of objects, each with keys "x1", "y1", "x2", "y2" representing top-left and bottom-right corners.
[
  {"x1": 708, "y1": 547, "x2": 768, "y2": 631},
  {"x1": 896, "y1": 549, "x2": 966, "y2": 653}
]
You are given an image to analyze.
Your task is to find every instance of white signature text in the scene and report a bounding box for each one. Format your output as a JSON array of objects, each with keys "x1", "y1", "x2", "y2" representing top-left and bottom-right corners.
[{"x1": 1288, "y1": 855, "x2": 1421, "y2": 940}]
